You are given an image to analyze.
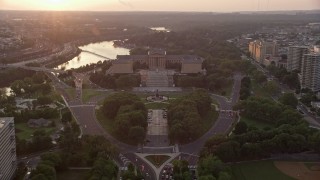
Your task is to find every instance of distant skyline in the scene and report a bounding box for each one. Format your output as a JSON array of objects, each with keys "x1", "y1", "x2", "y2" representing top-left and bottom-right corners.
[{"x1": 0, "y1": 0, "x2": 319, "y2": 12}]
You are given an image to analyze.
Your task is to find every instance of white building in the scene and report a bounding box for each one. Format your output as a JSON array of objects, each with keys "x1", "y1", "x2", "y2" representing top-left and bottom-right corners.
[
  {"x1": 300, "y1": 53, "x2": 320, "y2": 92},
  {"x1": 287, "y1": 46, "x2": 309, "y2": 72},
  {"x1": 0, "y1": 117, "x2": 17, "y2": 180}
]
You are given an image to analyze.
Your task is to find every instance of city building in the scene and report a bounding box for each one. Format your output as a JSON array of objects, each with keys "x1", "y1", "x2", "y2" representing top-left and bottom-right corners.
[
  {"x1": 0, "y1": 117, "x2": 17, "y2": 180},
  {"x1": 286, "y1": 46, "x2": 309, "y2": 72},
  {"x1": 249, "y1": 40, "x2": 278, "y2": 63},
  {"x1": 106, "y1": 50, "x2": 204, "y2": 74},
  {"x1": 300, "y1": 53, "x2": 320, "y2": 92}
]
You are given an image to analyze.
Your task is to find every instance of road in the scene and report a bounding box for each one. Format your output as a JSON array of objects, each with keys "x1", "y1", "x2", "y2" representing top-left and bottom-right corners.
[
  {"x1": 246, "y1": 55, "x2": 320, "y2": 128},
  {"x1": 8, "y1": 50, "x2": 243, "y2": 179},
  {"x1": 124, "y1": 153, "x2": 156, "y2": 180},
  {"x1": 180, "y1": 73, "x2": 242, "y2": 155}
]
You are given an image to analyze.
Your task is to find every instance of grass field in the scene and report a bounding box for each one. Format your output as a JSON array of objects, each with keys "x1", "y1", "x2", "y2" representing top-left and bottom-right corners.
[
  {"x1": 96, "y1": 109, "x2": 114, "y2": 134},
  {"x1": 15, "y1": 123, "x2": 56, "y2": 140},
  {"x1": 231, "y1": 160, "x2": 295, "y2": 180},
  {"x1": 195, "y1": 108, "x2": 219, "y2": 141},
  {"x1": 65, "y1": 88, "x2": 76, "y2": 100},
  {"x1": 145, "y1": 155, "x2": 170, "y2": 168},
  {"x1": 240, "y1": 117, "x2": 273, "y2": 130},
  {"x1": 82, "y1": 89, "x2": 106, "y2": 103},
  {"x1": 56, "y1": 169, "x2": 90, "y2": 180}
]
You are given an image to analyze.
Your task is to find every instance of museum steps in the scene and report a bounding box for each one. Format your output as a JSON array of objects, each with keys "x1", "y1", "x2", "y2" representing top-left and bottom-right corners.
[{"x1": 146, "y1": 72, "x2": 169, "y2": 87}]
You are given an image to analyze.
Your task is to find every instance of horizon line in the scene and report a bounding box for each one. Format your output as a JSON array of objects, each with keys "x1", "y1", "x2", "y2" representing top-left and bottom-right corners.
[{"x1": 0, "y1": 9, "x2": 320, "y2": 13}]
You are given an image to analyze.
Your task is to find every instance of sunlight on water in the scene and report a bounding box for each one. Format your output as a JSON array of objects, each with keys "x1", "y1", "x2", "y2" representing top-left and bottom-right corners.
[{"x1": 55, "y1": 41, "x2": 130, "y2": 70}]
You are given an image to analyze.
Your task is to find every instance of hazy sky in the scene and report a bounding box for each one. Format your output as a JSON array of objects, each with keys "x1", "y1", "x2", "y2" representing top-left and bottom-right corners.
[{"x1": 0, "y1": 0, "x2": 319, "y2": 12}]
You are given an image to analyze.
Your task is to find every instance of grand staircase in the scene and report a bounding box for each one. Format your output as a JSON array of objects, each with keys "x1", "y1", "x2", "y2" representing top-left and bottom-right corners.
[{"x1": 146, "y1": 70, "x2": 170, "y2": 87}]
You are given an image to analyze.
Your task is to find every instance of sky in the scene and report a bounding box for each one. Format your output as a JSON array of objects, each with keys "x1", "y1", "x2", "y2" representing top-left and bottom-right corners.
[{"x1": 0, "y1": 0, "x2": 319, "y2": 12}]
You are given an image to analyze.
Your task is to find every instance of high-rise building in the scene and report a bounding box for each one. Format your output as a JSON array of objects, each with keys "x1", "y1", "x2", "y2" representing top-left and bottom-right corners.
[
  {"x1": 300, "y1": 53, "x2": 320, "y2": 92},
  {"x1": 248, "y1": 40, "x2": 278, "y2": 63},
  {"x1": 287, "y1": 46, "x2": 309, "y2": 72},
  {"x1": 0, "y1": 117, "x2": 17, "y2": 180}
]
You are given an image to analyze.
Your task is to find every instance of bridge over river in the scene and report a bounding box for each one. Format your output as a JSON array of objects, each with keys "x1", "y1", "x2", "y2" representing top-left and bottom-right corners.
[{"x1": 81, "y1": 50, "x2": 115, "y2": 60}]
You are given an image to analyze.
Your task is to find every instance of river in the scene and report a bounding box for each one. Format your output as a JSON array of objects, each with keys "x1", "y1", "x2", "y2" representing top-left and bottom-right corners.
[{"x1": 55, "y1": 41, "x2": 130, "y2": 70}]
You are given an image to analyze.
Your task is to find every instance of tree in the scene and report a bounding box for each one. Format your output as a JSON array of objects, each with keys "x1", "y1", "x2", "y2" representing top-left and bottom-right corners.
[
  {"x1": 11, "y1": 80, "x2": 26, "y2": 95},
  {"x1": 31, "y1": 174, "x2": 49, "y2": 180},
  {"x1": 30, "y1": 130, "x2": 53, "y2": 152},
  {"x1": 199, "y1": 175, "x2": 217, "y2": 180},
  {"x1": 215, "y1": 141, "x2": 240, "y2": 162},
  {"x1": 310, "y1": 131, "x2": 320, "y2": 153},
  {"x1": 253, "y1": 71, "x2": 267, "y2": 84},
  {"x1": 102, "y1": 92, "x2": 141, "y2": 118},
  {"x1": 61, "y1": 110, "x2": 72, "y2": 123},
  {"x1": 233, "y1": 121, "x2": 248, "y2": 135},
  {"x1": 173, "y1": 160, "x2": 190, "y2": 178},
  {"x1": 30, "y1": 164, "x2": 56, "y2": 180},
  {"x1": 240, "y1": 77, "x2": 251, "y2": 100},
  {"x1": 15, "y1": 162, "x2": 27, "y2": 180},
  {"x1": 115, "y1": 75, "x2": 139, "y2": 89},
  {"x1": 197, "y1": 155, "x2": 230, "y2": 179},
  {"x1": 128, "y1": 126, "x2": 145, "y2": 144},
  {"x1": 264, "y1": 81, "x2": 279, "y2": 96},
  {"x1": 279, "y1": 93, "x2": 298, "y2": 108},
  {"x1": 40, "y1": 152, "x2": 66, "y2": 171},
  {"x1": 218, "y1": 172, "x2": 231, "y2": 180},
  {"x1": 37, "y1": 96, "x2": 53, "y2": 106},
  {"x1": 88, "y1": 157, "x2": 118, "y2": 180}
]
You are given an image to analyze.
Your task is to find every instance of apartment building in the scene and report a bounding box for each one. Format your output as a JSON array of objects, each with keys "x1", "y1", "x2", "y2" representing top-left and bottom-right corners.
[
  {"x1": 287, "y1": 46, "x2": 309, "y2": 72},
  {"x1": 249, "y1": 40, "x2": 278, "y2": 63},
  {"x1": 0, "y1": 117, "x2": 17, "y2": 180},
  {"x1": 300, "y1": 53, "x2": 320, "y2": 92}
]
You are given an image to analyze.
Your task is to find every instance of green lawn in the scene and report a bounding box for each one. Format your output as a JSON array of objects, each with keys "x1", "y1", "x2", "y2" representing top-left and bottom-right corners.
[
  {"x1": 15, "y1": 123, "x2": 56, "y2": 140},
  {"x1": 96, "y1": 109, "x2": 114, "y2": 134},
  {"x1": 145, "y1": 155, "x2": 170, "y2": 168},
  {"x1": 240, "y1": 117, "x2": 273, "y2": 130},
  {"x1": 190, "y1": 108, "x2": 219, "y2": 142},
  {"x1": 82, "y1": 89, "x2": 107, "y2": 103},
  {"x1": 65, "y1": 88, "x2": 76, "y2": 100},
  {"x1": 231, "y1": 160, "x2": 295, "y2": 180},
  {"x1": 56, "y1": 169, "x2": 90, "y2": 180},
  {"x1": 145, "y1": 102, "x2": 169, "y2": 109}
]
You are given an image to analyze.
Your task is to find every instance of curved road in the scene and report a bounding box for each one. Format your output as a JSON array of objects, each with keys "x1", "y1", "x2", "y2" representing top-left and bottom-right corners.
[
  {"x1": 61, "y1": 72, "x2": 242, "y2": 180},
  {"x1": 180, "y1": 73, "x2": 242, "y2": 155}
]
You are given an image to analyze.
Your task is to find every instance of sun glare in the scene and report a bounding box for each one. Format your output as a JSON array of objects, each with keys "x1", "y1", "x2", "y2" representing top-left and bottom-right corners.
[{"x1": 44, "y1": 0, "x2": 67, "y2": 10}]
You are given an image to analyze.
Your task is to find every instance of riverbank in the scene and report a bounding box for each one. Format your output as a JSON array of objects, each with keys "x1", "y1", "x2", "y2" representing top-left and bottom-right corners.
[
  {"x1": 51, "y1": 40, "x2": 130, "y2": 71},
  {"x1": 45, "y1": 48, "x2": 81, "y2": 69}
]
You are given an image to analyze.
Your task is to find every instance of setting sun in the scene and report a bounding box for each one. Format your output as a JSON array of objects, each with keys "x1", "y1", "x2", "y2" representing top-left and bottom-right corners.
[{"x1": 42, "y1": 0, "x2": 68, "y2": 10}]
